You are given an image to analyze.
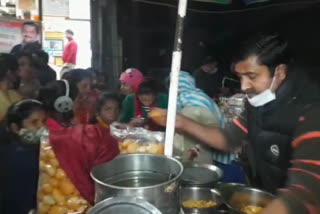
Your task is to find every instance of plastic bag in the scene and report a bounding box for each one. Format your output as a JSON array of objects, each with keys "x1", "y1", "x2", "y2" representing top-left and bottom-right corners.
[
  {"x1": 110, "y1": 122, "x2": 164, "y2": 155},
  {"x1": 37, "y1": 130, "x2": 90, "y2": 214},
  {"x1": 219, "y1": 93, "x2": 245, "y2": 124}
]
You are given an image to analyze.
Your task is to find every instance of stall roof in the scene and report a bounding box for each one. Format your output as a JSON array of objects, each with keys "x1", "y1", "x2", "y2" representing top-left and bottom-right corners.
[
  {"x1": 133, "y1": 0, "x2": 320, "y2": 13},
  {"x1": 118, "y1": 0, "x2": 320, "y2": 72}
]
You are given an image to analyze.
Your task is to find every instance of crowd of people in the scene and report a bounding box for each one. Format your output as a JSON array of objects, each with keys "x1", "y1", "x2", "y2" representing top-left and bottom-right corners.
[
  {"x1": 0, "y1": 21, "x2": 319, "y2": 214},
  {"x1": 0, "y1": 46, "x2": 241, "y2": 213}
]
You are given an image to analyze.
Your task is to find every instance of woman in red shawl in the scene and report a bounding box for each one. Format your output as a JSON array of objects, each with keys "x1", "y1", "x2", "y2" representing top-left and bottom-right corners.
[{"x1": 38, "y1": 80, "x2": 119, "y2": 204}]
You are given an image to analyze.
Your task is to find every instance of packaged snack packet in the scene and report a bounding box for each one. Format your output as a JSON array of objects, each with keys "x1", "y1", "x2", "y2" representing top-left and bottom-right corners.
[
  {"x1": 110, "y1": 122, "x2": 164, "y2": 155},
  {"x1": 37, "y1": 130, "x2": 90, "y2": 214}
]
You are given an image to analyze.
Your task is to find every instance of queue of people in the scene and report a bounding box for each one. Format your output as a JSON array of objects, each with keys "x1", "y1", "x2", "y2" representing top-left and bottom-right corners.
[
  {"x1": 1, "y1": 26, "x2": 320, "y2": 214},
  {"x1": 0, "y1": 50, "x2": 169, "y2": 213}
]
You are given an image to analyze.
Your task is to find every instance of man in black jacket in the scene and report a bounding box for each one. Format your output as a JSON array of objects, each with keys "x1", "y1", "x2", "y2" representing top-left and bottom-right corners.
[
  {"x1": 156, "y1": 34, "x2": 320, "y2": 214},
  {"x1": 10, "y1": 21, "x2": 41, "y2": 56}
]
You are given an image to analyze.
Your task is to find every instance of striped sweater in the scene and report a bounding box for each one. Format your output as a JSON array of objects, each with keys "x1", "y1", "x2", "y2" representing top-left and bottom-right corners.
[{"x1": 177, "y1": 71, "x2": 237, "y2": 164}]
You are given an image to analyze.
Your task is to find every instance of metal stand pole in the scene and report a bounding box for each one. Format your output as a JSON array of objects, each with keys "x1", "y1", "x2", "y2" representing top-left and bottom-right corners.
[
  {"x1": 38, "y1": 0, "x2": 43, "y2": 43},
  {"x1": 38, "y1": 0, "x2": 43, "y2": 21},
  {"x1": 164, "y1": 0, "x2": 188, "y2": 157}
]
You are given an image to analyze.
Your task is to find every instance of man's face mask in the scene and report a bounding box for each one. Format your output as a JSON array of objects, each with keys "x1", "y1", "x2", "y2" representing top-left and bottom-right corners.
[
  {"x1": 18, "y1": 126, "x2": 47, "y2": 144},
  {"x1": 207, "y1": 68, "x2": 218, "y2": 75},
  {"x1": 246, "y1": 75, "x2": 276, "y2": 107}
]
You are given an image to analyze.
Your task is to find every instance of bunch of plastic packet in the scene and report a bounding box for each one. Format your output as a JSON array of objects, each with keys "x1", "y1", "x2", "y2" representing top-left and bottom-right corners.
[
  {"x1": 110, "y1": 122, "x2": 165, "y2": 155},
  {"x1": 37, "y1": 130, "x2": 90, "y2": 214}
]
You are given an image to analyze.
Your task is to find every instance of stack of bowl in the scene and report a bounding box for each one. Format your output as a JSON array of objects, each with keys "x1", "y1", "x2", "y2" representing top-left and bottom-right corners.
[{"x1": 179, "y1": 162, "x2": 224, "y2": 213}]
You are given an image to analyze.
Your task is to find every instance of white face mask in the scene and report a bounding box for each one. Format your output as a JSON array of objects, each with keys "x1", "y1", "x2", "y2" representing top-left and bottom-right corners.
[
  {"x1": 207, "y1": 68, "x2": 218, "y2": 74},
  {"x1": 246, "y1": 76, "x2": 276, "y2": 107},
  {"x1": 18, "y1": 126, "x2": 47, "y2": 144}
]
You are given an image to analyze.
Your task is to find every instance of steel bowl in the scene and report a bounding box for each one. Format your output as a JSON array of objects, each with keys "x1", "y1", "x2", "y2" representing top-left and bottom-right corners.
[
  {"x1": 87, "y1": 196, "x2": 162, "y2": 214},
  {"x1": 180, "y1": 162, "x2": 223, "y2": 187},
  {"x1": 220, "y1": 185, "x2": 275, "y2": 214},
  {"x1": 216, "y1": 183, "x2": 245, "y2": 198},
  {"x1": 180, "y1": 187, "x2": 223, "y2": 214}
]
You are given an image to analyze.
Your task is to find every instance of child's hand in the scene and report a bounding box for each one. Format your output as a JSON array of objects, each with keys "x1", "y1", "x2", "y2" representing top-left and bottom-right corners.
[{"x1": 129, "y1": 116, "x2": 145, "y2": 127}]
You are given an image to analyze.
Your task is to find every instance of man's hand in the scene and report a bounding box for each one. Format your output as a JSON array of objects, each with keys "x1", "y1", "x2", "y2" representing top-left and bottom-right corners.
[
  {"x1": 148, "y1": 107, "x2": 190, "y2": 131},
  {"x1": 148, "y1": 107, "x2": 167, "y2": 126},
  {"x1": 149, "y1": 107, "x2": 230, "y2": 151},
  {"x1": 260, "y1": 199, "x2": 288, "y2": 214}
]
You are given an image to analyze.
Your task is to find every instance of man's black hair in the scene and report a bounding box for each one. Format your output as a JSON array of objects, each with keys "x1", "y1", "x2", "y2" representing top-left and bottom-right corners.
[
  {"x1": 232, "y1": 33, "x2": 293, "y2": 76},
  {"x1": 65, "y1": 29, "x2": 74, "y2": 36},
  {"x1": 201, "y1": 55, "x2": 219, "y2": 66},
  {"x1": 22, "y1": 21, "x2": 40, "y2": 34}
]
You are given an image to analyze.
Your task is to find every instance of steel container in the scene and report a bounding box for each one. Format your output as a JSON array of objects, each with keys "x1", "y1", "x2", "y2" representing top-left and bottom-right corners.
[
  {"x1": 87, "y1": 196, "x2": 162, "y2": 214},
  {"x1": 91, "y1": 154, "x2": 184, "y2": 214}
]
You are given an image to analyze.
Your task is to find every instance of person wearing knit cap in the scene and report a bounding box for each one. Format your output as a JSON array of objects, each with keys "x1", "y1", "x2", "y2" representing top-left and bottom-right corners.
[{"x1": 119, "y1": 68, "x2": 143, "y2": 95}]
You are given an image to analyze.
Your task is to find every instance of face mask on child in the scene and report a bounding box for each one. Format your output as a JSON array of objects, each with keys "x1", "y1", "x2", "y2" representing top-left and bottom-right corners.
[{"x1": 18, "y1": 126, "x2": 47, "y2": 144}]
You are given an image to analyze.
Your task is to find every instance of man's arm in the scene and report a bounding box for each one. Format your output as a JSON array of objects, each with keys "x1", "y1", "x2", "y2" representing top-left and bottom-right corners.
[
  {"x1": 176, "y1": 114, "x2": 230, "y2": 151},
  {"x1": 262, "y1": 105, "x2": 320, "y2": 214},
  {"x1": 62, "y1": 43, "x2": 68, "y2": 62},
  {"x1": 176, "y1": 111, "x2": 247, "y2": 152},
  {"x1": 260, "y1": 199, "x2": 288, "y2": 214},
  {"x1": 149, "y1": 107, "x2": 247, "y2": 151}
]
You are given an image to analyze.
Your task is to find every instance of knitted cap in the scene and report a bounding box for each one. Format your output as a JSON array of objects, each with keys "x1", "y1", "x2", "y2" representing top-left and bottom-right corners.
[{"x1": 119, "y1": 68, "x2": 143, "y2": 87}]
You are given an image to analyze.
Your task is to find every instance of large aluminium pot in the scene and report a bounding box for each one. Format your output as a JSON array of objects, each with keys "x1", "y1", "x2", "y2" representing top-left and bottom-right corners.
[{"x1": 91, "y1": 154, "x2": 184, "y2": 214}]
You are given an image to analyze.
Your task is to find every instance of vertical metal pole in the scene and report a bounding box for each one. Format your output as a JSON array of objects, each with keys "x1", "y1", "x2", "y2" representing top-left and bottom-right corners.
[
  {"x1": 38, "y1": 0, "x2": 43, "y2": 21},
  {"x1": 164, "y1": 0, "x2": 188, "y2": 157},
  {"x1": 38, "y1": 0, "x2": 43, "y2": 43}
]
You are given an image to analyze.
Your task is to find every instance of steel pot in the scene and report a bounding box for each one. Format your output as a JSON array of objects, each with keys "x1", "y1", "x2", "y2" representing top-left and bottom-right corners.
[
  {"x1": 91, "y1": 154, "x2": 183, "y2": 214},
  {"x1": 87, "y1": 196, "x2": 162, "y2": 214}
]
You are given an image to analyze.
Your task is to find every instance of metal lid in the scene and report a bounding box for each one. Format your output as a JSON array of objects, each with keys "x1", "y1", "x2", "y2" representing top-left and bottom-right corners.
[
  {"x1": 87, "y1": 197, "x2": 162, "y2": 214},
  {"x1": 180, "y1": 162, "x2": 223, "y2": 186}
]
